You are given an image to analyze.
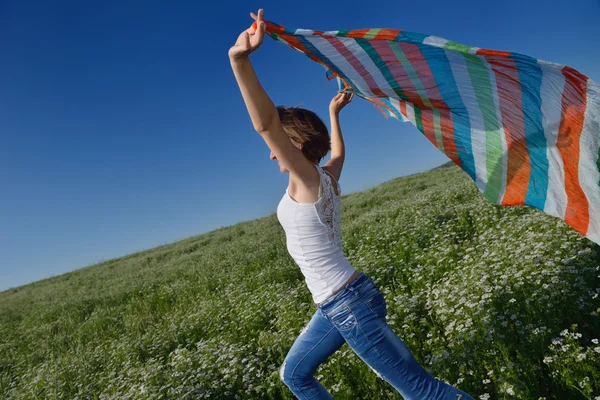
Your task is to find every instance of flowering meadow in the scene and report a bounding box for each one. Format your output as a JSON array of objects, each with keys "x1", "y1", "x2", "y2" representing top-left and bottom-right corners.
[{"x1": 1, "y1": 162, "x2": 599, "y2": 399}]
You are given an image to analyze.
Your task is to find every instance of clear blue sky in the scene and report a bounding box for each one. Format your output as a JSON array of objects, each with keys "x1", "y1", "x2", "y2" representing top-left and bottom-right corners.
[{"x1": 1, "y1": 0, "x2": 599, "y2": 292}]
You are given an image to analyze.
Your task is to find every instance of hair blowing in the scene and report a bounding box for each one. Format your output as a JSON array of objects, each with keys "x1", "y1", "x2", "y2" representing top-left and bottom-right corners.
[{"x1": 276, "y1": 106, "x2": 331, "y2": 164}]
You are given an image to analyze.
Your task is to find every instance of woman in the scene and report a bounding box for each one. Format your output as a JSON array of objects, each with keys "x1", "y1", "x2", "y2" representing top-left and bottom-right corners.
[{"x1": 229, "y1": 9, "x2": 475, "y2": 400}]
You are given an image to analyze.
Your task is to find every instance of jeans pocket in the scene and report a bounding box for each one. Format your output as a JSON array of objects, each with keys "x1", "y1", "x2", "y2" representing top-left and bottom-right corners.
[
  {"x1": 329, "y1": 305, "x2": 357, "y2": 331},
  {"x1": 365, "y1": 291, "x2": 387, "y2": 320}
]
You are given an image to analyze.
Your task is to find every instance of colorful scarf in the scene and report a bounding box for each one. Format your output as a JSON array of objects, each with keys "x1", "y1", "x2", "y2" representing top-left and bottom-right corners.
[{"x1": 261, "y1": 21, "x2": 600, "y2": 245}]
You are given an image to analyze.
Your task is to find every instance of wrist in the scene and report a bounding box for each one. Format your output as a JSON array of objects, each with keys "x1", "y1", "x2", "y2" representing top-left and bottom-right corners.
[{"x1": 229, "y1": 53, "x2": 250, "y2": 65}]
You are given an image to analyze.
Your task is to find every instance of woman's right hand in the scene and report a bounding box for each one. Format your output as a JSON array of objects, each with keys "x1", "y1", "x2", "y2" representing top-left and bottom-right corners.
[
  {"x1": 329, "y1": 91, "x2": 354, "y2": 115},
  {"x1": 228, "y1": 9, "x2": 266, "y2": 61}
]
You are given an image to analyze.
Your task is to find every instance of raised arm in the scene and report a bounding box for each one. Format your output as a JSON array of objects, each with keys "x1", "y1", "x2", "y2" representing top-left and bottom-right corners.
[
  {"x1": 325, "y1": 91, "x2": 353, "y2": 182},
  {"x1": 228, "y1": 9, "x2": 316, "y2": 184}
]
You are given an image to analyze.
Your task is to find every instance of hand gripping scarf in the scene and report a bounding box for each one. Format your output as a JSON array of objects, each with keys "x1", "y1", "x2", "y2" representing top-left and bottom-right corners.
[{"x1": 258, "y1": 20, "x2": 600, "y2": 245}]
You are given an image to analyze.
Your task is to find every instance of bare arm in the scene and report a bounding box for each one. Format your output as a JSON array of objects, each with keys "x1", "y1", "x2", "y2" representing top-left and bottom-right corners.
[
  {"x1": 228, "y1": 10, "x2": 277, "y2": 132},
  {"x1": 230, "y1": 57, "x2": 278, "y2": 133},
  {"x1": 325, "y1": 92, "x2": 353, "y2": 182},
  {"x1": 228, "y1": 9, "x2": 317, "y2": 183},
  {"x1": 329, "y1": 110, "x2": 345, "y2": 159}
]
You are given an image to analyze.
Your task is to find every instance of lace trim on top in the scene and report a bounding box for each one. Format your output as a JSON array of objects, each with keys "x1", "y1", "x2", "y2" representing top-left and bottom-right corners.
[{"x1": 315, "y1": 165, "x2": 343, "y2": 249}]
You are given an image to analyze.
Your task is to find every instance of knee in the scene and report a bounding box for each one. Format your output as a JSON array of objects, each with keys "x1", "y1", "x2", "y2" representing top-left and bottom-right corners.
[
  {"x1": 279, "y1": 360, "x2": 287, "y2": 383},
  {"x1": 279, "y1": 359, "x2": 296, "y2": 386},
  {"x1": 279, "y1": 358, "x2": 307, "y2": 387}
]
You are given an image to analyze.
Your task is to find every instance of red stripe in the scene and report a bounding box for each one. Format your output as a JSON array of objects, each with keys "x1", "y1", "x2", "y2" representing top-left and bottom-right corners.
[
  {"x1": 485, "y1": 55, "x2": 530, "y2": 206},
  {"x1": 323, "y1": 36, "x2": 386, "y2": 97},
  {"x1": 420, "y1": 108, "x2": 439, "y2": 148},
  {"x1": 397, "y1": 42, "x2": 460, "y2": 166},
  {"x1": 369, "y1": 40, "x2": 428, "y2": 108},
  {"x1": 558, "y1": 66, "x2": 589, "y2": 235},
  {"x1": 397, "y1": 43, "x2": 449, "y2": 110},
  {"x1": 439, "y1": 108, "x2": 461, "y2": 167},
  {"x1": 399, "y1": 100, "x2": 407, "y2": 118}
]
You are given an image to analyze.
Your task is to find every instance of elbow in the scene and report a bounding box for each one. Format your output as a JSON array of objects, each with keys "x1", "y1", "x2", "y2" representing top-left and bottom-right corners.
[
  {"x1": 253, "y1": 114, "x2": 279, "y2": 135},
  {"x1": 254, "y1": 123, "x2": 272, "y2": 134},
  {"x1": 331, "y1": 151, "x2": 345, "y2": 160}
]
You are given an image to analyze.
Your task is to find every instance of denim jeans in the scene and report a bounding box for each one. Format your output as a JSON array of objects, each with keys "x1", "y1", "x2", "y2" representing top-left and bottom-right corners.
[{"x1": 280, "y1": 272, "x2": 475, "y2": 399}]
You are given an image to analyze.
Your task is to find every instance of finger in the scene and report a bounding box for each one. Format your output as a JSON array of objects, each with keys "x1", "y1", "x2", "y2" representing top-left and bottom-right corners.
[
  {"x1": 250, "y1": 12, "x2": 257, "y2": 20},
  {"x1": 258, "y1": 8, "x2": 263, "y2": 23},
  {"x1": 244, "y1": 31, "x2": 251, "y2": 50},
  {"x1": 255, "y1": 21, "x2": 265, "y2": 45}
]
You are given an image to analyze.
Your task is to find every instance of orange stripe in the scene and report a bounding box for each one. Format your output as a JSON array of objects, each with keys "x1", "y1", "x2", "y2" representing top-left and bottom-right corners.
[
  {"x1": 344, "y1": 28, "x2": 371, "y2": 39},
  {"x1": 373, "y1": 28, "x2": 402, "y2": 41},
  {"x1": 486, "y1": 55, "x2": 530, "y2": 206},
  {"x1": 399, "y1": 100, "x2": 407, "y2": 118},
  {"x1": 558, "y1": 66, "x2": 589, "y2": 235},
  {"x1": 476, "y1": 49, "x2": 512, "y2": 58}
]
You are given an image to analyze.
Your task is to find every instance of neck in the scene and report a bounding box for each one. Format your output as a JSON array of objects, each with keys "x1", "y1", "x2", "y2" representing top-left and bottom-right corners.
[{"x1": 288, "y1": 163, "x2": 319, "y2": 186}]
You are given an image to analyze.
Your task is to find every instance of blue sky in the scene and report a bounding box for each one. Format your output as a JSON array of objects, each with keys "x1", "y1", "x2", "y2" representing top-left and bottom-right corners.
[{"x1": 1, "y1": 0, "x2": 599, "y2": 292}]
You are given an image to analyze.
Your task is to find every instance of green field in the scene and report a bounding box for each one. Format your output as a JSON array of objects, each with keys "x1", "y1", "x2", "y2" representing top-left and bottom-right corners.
[{"x1": 1, "y1": 162, "x2": 599, "y2": 399}]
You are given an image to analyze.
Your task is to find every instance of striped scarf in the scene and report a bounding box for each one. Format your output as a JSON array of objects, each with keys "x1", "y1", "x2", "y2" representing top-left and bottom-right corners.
[{"x1": 262, "y1": 21, "x2": 600, "y2": 245}]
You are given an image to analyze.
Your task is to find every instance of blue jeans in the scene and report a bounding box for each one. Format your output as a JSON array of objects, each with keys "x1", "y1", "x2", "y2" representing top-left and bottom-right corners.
[{"x1": 280, "y1": 272, "x2": 475, "y2": 399}]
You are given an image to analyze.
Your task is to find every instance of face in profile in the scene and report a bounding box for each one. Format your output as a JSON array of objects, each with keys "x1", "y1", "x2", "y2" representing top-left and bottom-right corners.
[{"x1": 270, "y1": 138, "x2": 303, "y2": 173}]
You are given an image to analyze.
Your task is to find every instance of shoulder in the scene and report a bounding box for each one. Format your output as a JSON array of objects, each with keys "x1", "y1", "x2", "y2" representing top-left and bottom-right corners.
[{"x1": 322, "y1": 166, "x2": 340, "y2": 195}]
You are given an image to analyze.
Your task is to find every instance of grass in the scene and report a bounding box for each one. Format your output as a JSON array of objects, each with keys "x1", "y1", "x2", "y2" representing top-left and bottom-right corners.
[{"x1": 1, "y1": 162, "x2": 599, "y2": 399}]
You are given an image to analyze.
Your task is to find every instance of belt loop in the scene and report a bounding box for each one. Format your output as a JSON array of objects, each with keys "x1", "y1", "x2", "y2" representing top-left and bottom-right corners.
[{"x1": 348, "y1": 285, "x2": 358, "y2": 298}]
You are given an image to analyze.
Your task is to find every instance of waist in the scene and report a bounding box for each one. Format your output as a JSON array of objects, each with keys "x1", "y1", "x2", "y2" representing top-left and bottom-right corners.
[{"x1": 317, "y1": 270, "x2": 361, "y2": 305}]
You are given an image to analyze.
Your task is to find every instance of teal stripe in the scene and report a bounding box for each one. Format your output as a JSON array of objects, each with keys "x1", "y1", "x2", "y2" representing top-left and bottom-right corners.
[
  {"x1": 418, "y1": 44, "x2": 475, "y2": 179},
  {"x1": 388, "y1": 42, "x2": 433, "y2": 109},
  {"x1": 414, "y1": 106, "x2": 424, "y2": 135},
  {"x1": 355, "y1": 38, "x2": 409, "y2": 102},
  {"x1": 512, "y1": 53, "x2": 547, "y2": 210}
]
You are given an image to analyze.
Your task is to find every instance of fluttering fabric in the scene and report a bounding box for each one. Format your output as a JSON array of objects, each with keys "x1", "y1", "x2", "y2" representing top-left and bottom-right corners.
[{"x1": 261, "y1": 20, "x2": 600, "y2": 245}]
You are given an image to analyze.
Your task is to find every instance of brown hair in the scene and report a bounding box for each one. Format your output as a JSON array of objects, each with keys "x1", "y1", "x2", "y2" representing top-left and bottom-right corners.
[{"x1": 277, "y1": 106, "x2": 330, "y2": 164}]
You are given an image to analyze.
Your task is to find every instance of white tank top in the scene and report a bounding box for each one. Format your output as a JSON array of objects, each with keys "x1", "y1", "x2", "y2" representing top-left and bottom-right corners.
[{"x1": 276, "y1": 163, "x2": 357, "y2": 304}]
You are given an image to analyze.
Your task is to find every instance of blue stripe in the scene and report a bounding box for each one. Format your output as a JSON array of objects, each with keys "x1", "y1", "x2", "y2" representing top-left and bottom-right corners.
[
  {"x1": 417, "y1": 44, "x2": 476, "y2": 182},
  {"x1": 511, "y1": 52, "x2": 548, "y2": 210},
  {"x1": 396, "y1": 31, "x2": 427, "y2": 44},
  {"x1": 380, "y1": 97, "x2": 402, "y2": 120}
]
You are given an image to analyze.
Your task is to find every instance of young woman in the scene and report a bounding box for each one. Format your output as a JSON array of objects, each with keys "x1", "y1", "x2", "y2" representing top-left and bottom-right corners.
[{"x1": 229, "y1": 9, "x2": 476, "y2": 400}]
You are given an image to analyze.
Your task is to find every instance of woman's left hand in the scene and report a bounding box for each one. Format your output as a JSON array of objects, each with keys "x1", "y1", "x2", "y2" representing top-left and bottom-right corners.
[
  {"x1": 330, "y1": 91, "x2": 354, "y2": 114},
  {"x1": 228, "y1": 9, "x2": 266, "y2": 61}
]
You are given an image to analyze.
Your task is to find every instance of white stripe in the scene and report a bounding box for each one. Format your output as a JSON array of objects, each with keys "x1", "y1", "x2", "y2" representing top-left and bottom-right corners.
[
  {"x1": 305, "y1": 36, "x2": 378, "y2": 98},
  {"x1": 423, "y1": 36, "x2": 448, "y2": 48},
  {"x1": 578, "y1": 79, "x2": 600, "y2": 244},
  {"x1": 389, "y1": 98, "x2": 409, "y2": 122},
  {"x1": 468, "y1": 47, "x2": 480, "y2": 55},
  {"x1": 406, "y1": 102, "x2": 416, "y2": 126},
  {"x1": 295, "y1": 29, "x2": 314, "y2": 36},
  {"x1": 445, "y1": 49, "x2": 488, "y2": 193},
  {"x1": 538, "y1": 60, "x2": 568, "y2": 221},
  {"x1": 337, "y1": 37, "x2": 400, "y2": 99},
  {"x1": 481, "y1": 56, "x2": 509, "y2": 205}
]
